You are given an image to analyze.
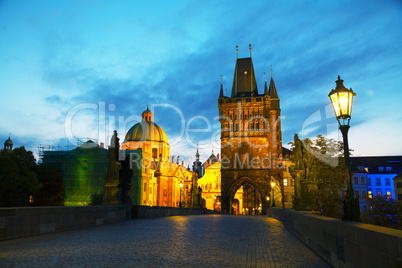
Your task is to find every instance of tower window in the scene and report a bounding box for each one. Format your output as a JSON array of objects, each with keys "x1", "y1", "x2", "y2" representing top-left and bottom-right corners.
[{"x1": 244, "y1": 71, "x2": 248, "y2": 74}]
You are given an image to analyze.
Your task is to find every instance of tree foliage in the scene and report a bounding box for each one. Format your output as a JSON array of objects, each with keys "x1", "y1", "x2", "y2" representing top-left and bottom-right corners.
[
  {"x1": 361, "y1": 196, "x2": 402, "y2": 228},
  {"x1": 0, "y1": 147, "x2": 42, "y2": 206},
  {"x1": 34, "y1": 164, "x2": 65, "y2": 206}
]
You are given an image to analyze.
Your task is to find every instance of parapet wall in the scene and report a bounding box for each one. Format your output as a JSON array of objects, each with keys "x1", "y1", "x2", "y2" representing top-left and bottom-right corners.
[
  {"x1": 0, "y1": 206, "x2": 129, "y2": 241},
  {"x1": 131, "y1": 206, "x2": 213, "y2": 219},
  {"x1": 268, "y1": 208, "x2": 402, "y2": 268}
]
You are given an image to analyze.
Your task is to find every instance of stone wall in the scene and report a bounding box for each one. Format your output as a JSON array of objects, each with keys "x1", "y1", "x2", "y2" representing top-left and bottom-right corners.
[
  {"x1": 131, "y1": 206, "x2": 211, "y2": 218},
  {"x1": 268, "y1": 208, "x2": 402, "y2": 268},
  {"x1": 0, "y1": 206, "x2": 129, "y2": 241}
]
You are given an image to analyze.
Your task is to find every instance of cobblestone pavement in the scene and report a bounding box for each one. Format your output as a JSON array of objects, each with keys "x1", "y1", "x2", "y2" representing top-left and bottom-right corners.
[{"x1": 0, "y1": 215, "x2": 330, "y2": 267}]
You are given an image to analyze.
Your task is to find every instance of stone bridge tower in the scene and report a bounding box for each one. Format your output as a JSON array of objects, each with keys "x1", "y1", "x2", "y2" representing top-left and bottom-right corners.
[{"x1": 218, "y1": 46, "x2": 283, "y2": 214}]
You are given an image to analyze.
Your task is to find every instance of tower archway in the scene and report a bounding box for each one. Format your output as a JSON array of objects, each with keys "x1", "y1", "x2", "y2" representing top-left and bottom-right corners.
[{"x1": 226, "y1": 176, "x2": 266, "y2": 215}]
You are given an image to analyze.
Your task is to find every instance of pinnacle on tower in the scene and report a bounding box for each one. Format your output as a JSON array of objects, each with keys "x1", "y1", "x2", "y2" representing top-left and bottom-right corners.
[{"x1": 219, "y1": 75, "x2": 224, "y2": 98}]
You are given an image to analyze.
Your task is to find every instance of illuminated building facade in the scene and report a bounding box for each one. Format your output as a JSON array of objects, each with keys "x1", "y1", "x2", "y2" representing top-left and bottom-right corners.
[
  {"x1": 197, "y1": 153, "x2": 244, "y2": 213},
  {"x1": 218, "y1": 47, "x2": 283, "y2": 214},
  {"x1": 350, "y1": 156, "x2": 402, "y2": 206},
  {"x1": 41, "y1": 108, "x2": 197, "y2": 207},
  {"x1": 122, "y1": 107, "x2": 196, "y2": 207}
]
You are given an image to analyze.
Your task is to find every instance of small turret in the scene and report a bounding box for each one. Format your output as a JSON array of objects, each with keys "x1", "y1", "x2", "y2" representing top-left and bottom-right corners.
[{"x1": 4, "y1": 135, "x2": 13, "y2": 153}]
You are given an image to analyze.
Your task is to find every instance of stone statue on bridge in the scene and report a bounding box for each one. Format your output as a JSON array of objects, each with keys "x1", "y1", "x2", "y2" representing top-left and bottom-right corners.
[{"x1": 103, "y1": 131, "x2": 121, "y2": 205}]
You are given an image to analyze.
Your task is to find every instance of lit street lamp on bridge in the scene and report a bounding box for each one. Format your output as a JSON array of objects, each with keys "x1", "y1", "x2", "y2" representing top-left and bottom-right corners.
[
  {"x1": 271, "y1": 181, "x2": 275, "y2": 207},
  {"x1": 179, "y1": 181, "x2": 183, "y2": 208},
  {"x1": 329, "y1": 76, "x2": 360, "y2": 221}
]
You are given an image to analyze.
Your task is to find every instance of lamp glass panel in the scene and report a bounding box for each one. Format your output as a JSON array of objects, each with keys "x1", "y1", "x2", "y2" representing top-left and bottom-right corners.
[
  {"x1": 330, "y1": 93, "x2": 341, "y2": 117},
  {"x1": 330, "y1": 91, "x2": 352, "y2": 118}
]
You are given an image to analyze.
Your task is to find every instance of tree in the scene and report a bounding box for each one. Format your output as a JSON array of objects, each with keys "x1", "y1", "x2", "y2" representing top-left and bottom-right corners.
[
  {"x1": 34, "y1": 164, "x2": 65, "y2": 206},
  {"x1": 0, "y1": 147, "x2": 42, "y2": 207},
  {"x1": 361, "y1": 196, "x2": 402, "y2": 228}
]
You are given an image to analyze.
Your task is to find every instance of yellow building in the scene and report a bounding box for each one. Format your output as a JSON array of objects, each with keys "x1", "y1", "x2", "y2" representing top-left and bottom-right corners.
[
  {"x1": 197, "y1": 153, "x2": 244, "y2": 214},
  {"x1": 121, "y1": 107, "x2": 196, "y2": 207}
]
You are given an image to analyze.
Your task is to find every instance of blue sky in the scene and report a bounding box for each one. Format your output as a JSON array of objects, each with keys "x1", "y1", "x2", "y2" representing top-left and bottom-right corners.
[{"x1": 0, "y1": 0, "x2": 401, "y2": 164}]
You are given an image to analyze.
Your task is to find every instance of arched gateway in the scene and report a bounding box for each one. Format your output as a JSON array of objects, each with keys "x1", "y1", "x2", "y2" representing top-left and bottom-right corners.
[{"x1": 218, "y1": 46, "x2": 283, "y2": 214}]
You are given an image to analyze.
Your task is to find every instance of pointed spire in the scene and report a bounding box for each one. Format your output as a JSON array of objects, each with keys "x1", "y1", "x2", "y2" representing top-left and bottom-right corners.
[
  {"x1": 219, "y1": 75, "x2": 224, "y2": 98},
  {"x1": 236, "y1": 45, "x2": 238, "y2": 59},
  {"x1": 268, "y1": 69, "x2": 279, "y2": 99},
  {"x1": 196, "y1": 142, "x2": 199, "y2": 158},
  {"x1": 264, "y1": 72, "x2": 269, "y2": 95}
]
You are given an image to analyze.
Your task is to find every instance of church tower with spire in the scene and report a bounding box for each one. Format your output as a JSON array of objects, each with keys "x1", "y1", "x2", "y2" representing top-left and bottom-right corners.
[
  {"x1": 192, "y1": 143, "x2": 202, "y2": 178},
  {"x1": 218, "y1": 45, "x2": 283, "y2": 214}
]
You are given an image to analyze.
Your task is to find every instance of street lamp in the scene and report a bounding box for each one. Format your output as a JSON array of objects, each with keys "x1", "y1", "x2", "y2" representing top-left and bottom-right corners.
[
  {"x1": 270, "y1": 181, "x2": 275, "y2": 207},
  {"x1": 329, "y1": 75, "x2": 360, "y2": 221},
  {"x1": 179, "y1": 181, "x2": 183, "y2": 208},
  {"x1": 213, "y1": 196, "x2": 216, "y2": 211}
]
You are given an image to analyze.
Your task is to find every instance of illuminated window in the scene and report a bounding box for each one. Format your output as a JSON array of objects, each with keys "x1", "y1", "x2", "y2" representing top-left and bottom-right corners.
[
  {"x1": 283, "y1": 179, "x2": 288, "y2": 186},
  {"x1": 386, "y1": 191, "x2": 391, "y2": 199},
  {"x1": 376, "y1": 178, "x2": 381, "y2": 186},
  {"x1": 377, "y1": 190, "x2": 382, "y2": 197},
  {"x1": 244, "y1": 71, "x2": 248, "y2": 74},
  {"x1": 368, "y1": 191, "x2": 372, "y2": 198},
  {"x1": 386, "y1": 178, "x2": 390, "y2": 186}
]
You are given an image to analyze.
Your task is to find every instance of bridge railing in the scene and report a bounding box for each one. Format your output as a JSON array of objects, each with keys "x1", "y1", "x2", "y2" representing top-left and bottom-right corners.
[
  {"x1": 0, "y1": 205, "x2": 129, "y2": 241},
  {"x1": 268, "y1": 208, "x2": 402, "y2": 268}
]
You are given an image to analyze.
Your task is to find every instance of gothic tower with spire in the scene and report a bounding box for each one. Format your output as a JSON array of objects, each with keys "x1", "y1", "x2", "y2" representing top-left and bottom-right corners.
[
  {"x1": 192, "y1": 143, "x2": 202, "y2": 178},
  {"x1": 218, "y1": 45, "x2": 283, "y2": 214}
]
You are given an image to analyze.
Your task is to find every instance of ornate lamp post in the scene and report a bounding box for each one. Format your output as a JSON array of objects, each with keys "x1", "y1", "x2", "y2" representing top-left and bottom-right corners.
[
  {"x1": 329, "y1": 76, "x2": 360, "y2": 221},
  {"x1": 179, "y1": 181, "x2": 183, "y2": 208},
  {"x1": 271, "y1": 181, "x2": 276, "y2": 207}
]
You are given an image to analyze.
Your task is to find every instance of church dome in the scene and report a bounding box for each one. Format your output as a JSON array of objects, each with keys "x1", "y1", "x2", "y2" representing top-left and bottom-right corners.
[
  {"x1": 124, "y1": 108, "x2": 168, "y2": 143},
  {"x1": 4, "y1": 137, "x2": 13, "y2": 146}
]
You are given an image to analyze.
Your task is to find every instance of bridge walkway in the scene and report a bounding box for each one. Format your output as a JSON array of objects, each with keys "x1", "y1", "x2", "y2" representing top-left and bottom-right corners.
[{"x1": 0, "y1": 215, "x2": 330, "y2": 267}]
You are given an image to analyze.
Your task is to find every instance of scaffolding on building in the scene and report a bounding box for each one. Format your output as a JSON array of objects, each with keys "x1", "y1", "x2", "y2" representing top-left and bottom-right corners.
[{"x1": 38, "y1": 138, "x2": 108, "y2": 206}]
